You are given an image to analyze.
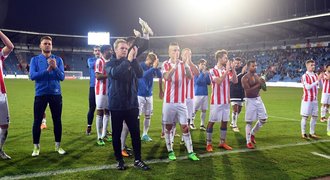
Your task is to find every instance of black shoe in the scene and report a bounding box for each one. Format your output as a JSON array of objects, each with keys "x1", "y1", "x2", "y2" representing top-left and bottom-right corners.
[
  {"x1": 125, "y1": 145, "x2": 132, "y2": 152},
  {"x1": 134, "y1": 160, "x2": 150, "y2": 171},
  {"x1": 117, "y1": 160, "x2": 127, "y2": 170}
]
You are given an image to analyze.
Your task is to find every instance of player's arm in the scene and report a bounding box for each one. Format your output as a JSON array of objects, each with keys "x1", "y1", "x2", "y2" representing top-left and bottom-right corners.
[
  {"x1": 163, "y1": 62, "x2": 178, "y2": 80},
  {"x1": 106, "y1": 60, "x2": 130, "y2": 80},
  {"x1": 95, "y1": 72, "x2": 107, "y2": 80},
  {"x1": 189, "y1": 63, "x2": 199, "y2": 77},
  {"x1": 213, "y1": 72, "x2": 228, "y2": 85},
  {"x1": 230, "y1": 68, "x2": 238, "y2": 84},
  {"x1": 29, "y1": 57, "x2": 50, "y2": 81},
  {"x1": 0, "y1": 31, "x2": 14, "y2": 57},
  {"x1": 184, "y1": 64, "x2": 192, "y2": 79},
  {"x1": 52, "y1": 57, "x2": 65, "y2": 81},
  {"x1": 128, "y1": 46, "x2": 143, "y2": 78},
  {"x1": 301, "y1": 75, "x2": 319, "y2": 90},
  {"x1": 241, "y1": 75, "x2": 260, "y2": 93}
]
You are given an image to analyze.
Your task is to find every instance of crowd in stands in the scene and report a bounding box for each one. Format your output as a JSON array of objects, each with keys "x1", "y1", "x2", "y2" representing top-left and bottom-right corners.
[{"x1": 3, "y1": 47, "x2": 329, "y2": 82}]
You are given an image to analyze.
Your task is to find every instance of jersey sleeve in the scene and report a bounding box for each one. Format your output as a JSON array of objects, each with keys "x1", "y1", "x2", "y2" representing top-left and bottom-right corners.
[{"x1": 95, "y1": 59, "x2": 103, "y2": 74}]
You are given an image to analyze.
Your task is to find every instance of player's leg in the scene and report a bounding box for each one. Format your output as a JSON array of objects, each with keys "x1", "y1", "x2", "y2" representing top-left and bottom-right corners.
[
  {"x1": 300, "y1": 100, "x2": 311, "y2": 139},
  {"x1": 95, "y1": 95, "x2": 105, "y2": 145},
  {"x1": 86, "y1": 87, "x2": 96, "y2": 135},
  {"x1": 32, "y1": 95, "x2": 48, "y2": 156},
  {"x1": 218, "y1": 104, "x2": 232, "y2": 150},
  {"x1": 110, "y1": 110, "x2": 126, "y2": 170},
  {"x1": 48, "y1": 95, "x2": 65, "y2": 155},
  {"x1": 0, "y1": 94, "x2": 10, "y2": 159},
  {"x1": 102, "y1": 109, "x2": 111, "y2": 142},
  {"x1": 40, "y1": 112, "x2": 47, "y2": 129},
  {"x1": 163, "y1": 103, "x2": 176, "y2": 160},
  {"x1": 200, "y1": 96, "x2": 208, "y2": 130},
  {"x1": 206, "y1": 104, "x2": 219, "y2": 152},
  {"x1": 309, "y1": 101, "x2": 319, "y2": 138},
  {"x1": 141, "y1": 96, "x2": 152, "y2": 141},
  {"x1": 250, "y1": 98, "x2": 268, "y2": 142},
  {"x1": 121, "y1": 121, "x2": 131, "y2": 157},
  {"x1": 245, "y1": 98, "x2": 256, "y2": 149}
]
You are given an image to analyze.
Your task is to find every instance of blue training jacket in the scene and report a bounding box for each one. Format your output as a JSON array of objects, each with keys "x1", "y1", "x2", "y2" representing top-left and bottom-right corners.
[
  {"x1": 137, "y1": 62, "x2": 162, "y2": 97},
  {"x1": 194, "y1": 70, "x2": 211, "y2": 96},
  {"x1": 87, "y1": 57, "x2": 97, "y2": 87},
  {"x1": 29, "y1": 54, "x2": 65, "y2": 96}
]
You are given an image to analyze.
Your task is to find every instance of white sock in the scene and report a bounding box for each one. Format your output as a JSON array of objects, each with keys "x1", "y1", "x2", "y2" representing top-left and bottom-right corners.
[
  {"x1": 251, "y1": 120, "x2": 266, "y2": 135},
  {"x1": 310, "y1": 116, "x2": 317, "y2": 135},
  {"x1": 327, "y1": 117, "x2": 330, "y2": 132},
  {"x1": 55, "y1": 142, "x2": 60, "y2": 149},
  {"x1": 301, "y1": 116, "x2": 307, "y2": 134},
  {"x1": 182, "y1": 132, "x2": 193, "y2": 153},
  {"x1": 190, "y1": 117, "x2": 194, "y2": 125},
  {"x1": 96, "y1": 115, "x2": 103, "y2": 139},
  {"x1": 231, "y1": 112, "x2": 238, "y2": 127},
  {"x1": 143, "y1": 116, "x2": 151, "y2": 136},
  {"x1": 34, "y1": 144, "x2": 40, "y2": 149},
  {"x1": 321, "y1": 106, "x2": 327, "y2": 118},
  {"x1": 171, "y1": 123, "x2": 176, "y2": 143},
  {"x1": 206, "y1": 127, "x2": 213, "y2": 145},
  {"x1": 220, "y1": 128, "x2": 227, "y2": 144},
  {"x1": 102, "y1": 115, "x2": 110, "y2": 138},
  {"x1": 200, "y1": 112, "x2": 206, "y2": 126},
  {"x1": 0, "y1": 128, "x2": 8, "y2": 151},
  {"x1": 121, "y1": 122, "x2": 129, "y2": 150},
  {"x1": 246, "y1": 123, "x2": 252, "y2": 144},
  {"x1": 42, "y1": 118, "x2": 46, "y2": 124},
  {"x1": 164, "y1": 128, "x2": 173, "y2": 152}
]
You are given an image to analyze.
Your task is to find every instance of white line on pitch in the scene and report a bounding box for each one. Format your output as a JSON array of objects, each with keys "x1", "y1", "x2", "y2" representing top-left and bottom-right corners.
[
  {"x1": 268, "y1": 115, "x2": 327, "y2": 126},
  {"x1": 1, "y1": 139, "x2": 330, "y2": 180},
  {"x1": 311, "y1": 152, "x2": 330, "y2": 159}
]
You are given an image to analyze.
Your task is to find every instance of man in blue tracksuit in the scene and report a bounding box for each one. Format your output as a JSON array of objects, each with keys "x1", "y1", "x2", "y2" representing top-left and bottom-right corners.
[
  {"x1": 193, "y1": 59, "x2": 211, "y2": 130},
  {"x1": 106, "y1": 39, "x2": 150, "y2": 170},
  {"x1": 30, "y1": 36, "x2": 66, "y2": 157},
  {"x1": 138, "y1": 52, "x2": 163, "y2": 142},
  {"x1": 86, "y1": 46, "x2": 101, "y2": 135}
]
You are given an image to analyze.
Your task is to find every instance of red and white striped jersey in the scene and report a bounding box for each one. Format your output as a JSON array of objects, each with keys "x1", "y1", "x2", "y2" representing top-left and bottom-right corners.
[
  {"x1": 186, "y1": 66, "x2": 196, "y2": 99},
  {"x1": 301, "y1": 72, "x2": 318, "y2": 102},
  {"x1": 95, "y1": 57, "x2": 108, "y2": 95},
  {"x1": 209, "y1": 65, "x2": 230, "y2": 105},
  {"x1": 162, "y1": 60, "x2": 187, "y2": 104},
  {"x1": 322, "y1": 72, "x2": 330, "y2": 94},
  {"x1": 0, "y1": 48, "x2": 8, "y2": 94}
]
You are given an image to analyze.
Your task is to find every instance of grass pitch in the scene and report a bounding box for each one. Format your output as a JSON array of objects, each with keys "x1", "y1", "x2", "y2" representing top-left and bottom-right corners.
[{"x1": 0, "y1": 79, "x2": 329, "y2": 180}]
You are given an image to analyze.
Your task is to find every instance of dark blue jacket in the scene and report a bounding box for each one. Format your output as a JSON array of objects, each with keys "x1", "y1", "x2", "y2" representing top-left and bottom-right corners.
[
  {"x1": 29, "y1": 54, "x2": 65, "y2": 96},
  {"x1": 106, "y1": 58, "x2": 143, "y2": 111}
]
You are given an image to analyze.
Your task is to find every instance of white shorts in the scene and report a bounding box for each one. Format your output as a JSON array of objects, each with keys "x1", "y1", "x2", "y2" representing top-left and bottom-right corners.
[
  {"x1": 138, "y1": 96, "x2": 153, "y2": 116},
  {"x1": 96, "y1": 95, "x2": 108, "y2": 110},
  {"x1": 194, "y1": 96, "x2": 208, "y2": 111},
  {"x1": 186, "y1": 98, "x2": 194, "y2": 119},
  {"x1": 162, "y1": 103, "x2": 188, "y2": 125},
  {"x1": 209, "y1": 104, "x2": 230, "y2": 122},
  {"x1": 321, "y1": 93, "x2": 330, "y2": 105},
  {"x1": 230, "y1": 101, "x2": 244, "y2": 106},
  {"x1": 0, "y1": 94, "x2": 10, "y2": 125},
  {"x1": 300, "y1": 100, "x2": 318, "y2": 117},
  {"x1": 245, "y1": 97, "x2": 268, "y2": 122}
]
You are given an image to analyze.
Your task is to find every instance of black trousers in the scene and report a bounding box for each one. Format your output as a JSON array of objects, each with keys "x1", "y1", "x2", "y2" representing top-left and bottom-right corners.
[
  {"x1": 33, "y1": 95, "x2": 62, "y2": 144},
  {"x1": 111, "y1": 108, "x2": 141, "y2": 161},
  {"x1": 87, "y1": 87, "x2": 96, "y2": 126}
]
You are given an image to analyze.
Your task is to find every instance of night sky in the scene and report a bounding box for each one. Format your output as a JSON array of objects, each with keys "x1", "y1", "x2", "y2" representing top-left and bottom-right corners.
[
  {"x1": 1, "y1": 0, "x2": 329, "y2": 37},
  {"x1": 1, "y1": 0, "x2": 204, "y2": 37}
]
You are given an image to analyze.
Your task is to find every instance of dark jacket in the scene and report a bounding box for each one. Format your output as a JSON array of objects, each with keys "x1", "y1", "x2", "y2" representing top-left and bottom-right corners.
[{"x1": 106, "y1": 58, "x2": 143, "y2": 111}]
